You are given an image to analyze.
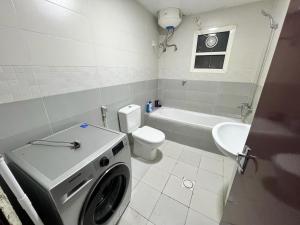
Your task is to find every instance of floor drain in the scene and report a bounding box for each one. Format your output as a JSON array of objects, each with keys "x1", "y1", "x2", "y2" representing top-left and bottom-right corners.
[{"x1": 182, "y1": 178, "x2": 195, "y2": 190}]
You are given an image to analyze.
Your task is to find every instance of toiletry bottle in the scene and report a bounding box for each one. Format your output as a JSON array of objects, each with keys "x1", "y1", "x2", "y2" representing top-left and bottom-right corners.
[
  {"x1": 146, "y1": 102, "x2": 150, "y2": 113},
  {"x1": 149, "y1": 101, "x2": 153, "y2": 112}
]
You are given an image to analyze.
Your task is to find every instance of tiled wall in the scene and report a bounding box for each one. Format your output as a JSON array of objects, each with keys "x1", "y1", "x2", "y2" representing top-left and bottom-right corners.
[
  {"x1": 0, "y1": 80, "x2": 157, "y2": 153},
  {"x1": 158, "y1": 79, "x2": 256, "y2": 118},
  {"x1": 0, "y1": 0, "x2": 287, "y2": 153},
  {"x1": 249, "y1": 0, "x2": 290, "y2": 121},
  {"x1": 158, "y1": 1, "x2": 274, "y2": 83},
  {"x1": 0, "y1": 0, "x2": 158, "y2": 104}
]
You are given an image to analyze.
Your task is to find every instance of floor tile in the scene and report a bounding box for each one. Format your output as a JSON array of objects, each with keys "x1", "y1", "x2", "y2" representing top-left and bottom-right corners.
[
  {"x1": 185, "y1": 209, "x2": 218, "y2": 225},
  {"x1": 150, "y1": 194, "x2": 188, "y2": 225},
  {"x1": 178, "y1": 149, "x2": 201, "y2": 167},
  {"x1": 184, "y1": 145, "x2": 204, "y2": 154},
  {"x1": 223, "y1": 157, "x2": 236, "y2": 178},
  {"x1": 196, "y1": 169, "x2": 224, "y2": 195},
  {"x1": 129, "y1": 140, "x2": 226, "y2": 225},
  {"x1": 171, "y1": 161, "x2": 197, "y2": 180},
  {"x1": 163, "y1": 175, "x2": 193, "y2": 206},
  {"x1": 132, "y1": 177, "x2": 139, "y2": 190},
  {"x1": 152, "y1": 155, "x2": 176, "y2": 172},
  {"x1": 118, "y1": 207, "x2": 148, "y2": 225},
  {"x1": 142, "y1": 167, "x2": 170, "y2": 192},
  {"x1": 190, "y1": 188, "x2": 223, "y2": 223},
  {"x1": 131, "y1": 157, "x2": 151, "y2": 180},
  {"x1": 130, "y1": 182, "x2": 161, "y2": 219},
  {"x1": 202, "y1": 151, "x2": 225, "y2": 161},
  {"x1": 199, "y1": 156, "x2": 224, "y2": 176},
  {"x1": 160, "y1": 140, "x2": 184, "y2": 159},
  {"x1": 157, "y1": 140, "x2": 169, "y2": 151}
]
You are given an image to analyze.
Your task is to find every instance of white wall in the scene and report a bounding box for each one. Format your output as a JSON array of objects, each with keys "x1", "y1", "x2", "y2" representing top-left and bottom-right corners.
[
  {"x1": 251, "y1": 0, "x2": 290, "y2": 109},
  {"x1": 0, "y1": 0, "x2": 158, "y2": 103},
  {"x1": 158, "y1": 0, "x2": 274, "y2": 83}
]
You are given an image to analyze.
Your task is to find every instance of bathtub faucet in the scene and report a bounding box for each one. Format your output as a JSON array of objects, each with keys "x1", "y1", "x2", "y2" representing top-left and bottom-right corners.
[
  {"x1": 182, "y1": 80, "x2": 187, "y2": 86},
  {"x1": 238, "y1": 103, "x2": 252, "y2": 122}
]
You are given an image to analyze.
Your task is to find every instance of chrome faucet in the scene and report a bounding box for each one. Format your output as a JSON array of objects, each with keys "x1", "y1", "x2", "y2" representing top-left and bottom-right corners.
[{"x1": 238, "y1": 103, "x2": 253, "y2": 122}]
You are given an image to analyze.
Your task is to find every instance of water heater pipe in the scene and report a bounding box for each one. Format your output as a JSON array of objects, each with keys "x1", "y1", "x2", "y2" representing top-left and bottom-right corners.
[{"x1": 160, "y1": 27, "x2": 178, "y2": 52}]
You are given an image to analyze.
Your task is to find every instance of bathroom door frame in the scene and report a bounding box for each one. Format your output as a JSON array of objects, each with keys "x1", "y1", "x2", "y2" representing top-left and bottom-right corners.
[{"x1": 221, "y1": 1, "x2": 300, "y2": 224}]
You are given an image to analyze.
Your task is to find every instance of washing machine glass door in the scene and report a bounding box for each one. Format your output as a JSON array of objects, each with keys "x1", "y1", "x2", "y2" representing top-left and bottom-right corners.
[{"x1": 80, "y1": 163, "x2": 130, "y2": 225}]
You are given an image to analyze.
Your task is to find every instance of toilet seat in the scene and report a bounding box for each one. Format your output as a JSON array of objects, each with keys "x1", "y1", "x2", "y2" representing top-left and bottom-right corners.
[{"x1": 132, "y1": 126, "x2": 165, "y2": 144}]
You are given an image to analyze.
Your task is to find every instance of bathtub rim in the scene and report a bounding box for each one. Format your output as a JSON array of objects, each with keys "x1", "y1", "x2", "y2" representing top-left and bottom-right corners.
[{"x1": 147, "y1": 106, "x2": 240, "y2": 129}]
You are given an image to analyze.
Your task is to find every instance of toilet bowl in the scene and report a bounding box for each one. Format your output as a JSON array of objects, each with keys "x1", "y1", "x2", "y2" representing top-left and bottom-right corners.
[
  {"x1": 132, "y1": 126, "x2": 165, "y2": 160},
  {"x1": 118, "y1": 105, "x2": 165, "y2": 161}
]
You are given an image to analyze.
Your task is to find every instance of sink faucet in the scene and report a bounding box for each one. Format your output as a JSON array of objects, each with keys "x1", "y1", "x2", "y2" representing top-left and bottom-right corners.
[{"x1": 238, "y1": 103, "x2": 252, "y2": 122}]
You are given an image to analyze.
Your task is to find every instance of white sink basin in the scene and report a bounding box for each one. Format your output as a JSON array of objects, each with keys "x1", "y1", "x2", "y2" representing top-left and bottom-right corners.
[{"x1": 212, "y1": 122, "x2": 251, "y2": 159}]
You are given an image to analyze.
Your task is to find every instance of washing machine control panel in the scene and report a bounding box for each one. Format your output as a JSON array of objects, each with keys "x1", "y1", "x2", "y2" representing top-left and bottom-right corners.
[{"x1": 112, "y1": 141, "x2": 124, "y2": 156}]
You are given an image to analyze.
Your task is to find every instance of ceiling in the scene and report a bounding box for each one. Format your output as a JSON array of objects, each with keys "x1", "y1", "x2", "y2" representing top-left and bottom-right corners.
[{"x1": 136, "y1": 0, "x2": 263, "y2": 15}]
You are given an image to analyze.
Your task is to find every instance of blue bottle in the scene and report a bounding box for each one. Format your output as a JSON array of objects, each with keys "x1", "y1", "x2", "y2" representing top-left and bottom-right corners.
[
  {"x1": 149, "y1": 101, "x2": 153, "y2": 112},
  {"x1": 146, "y1": 102, "x2": 150, "y2": 113}
]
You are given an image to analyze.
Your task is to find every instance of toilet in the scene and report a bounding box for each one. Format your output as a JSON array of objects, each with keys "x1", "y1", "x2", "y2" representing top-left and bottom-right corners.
[{"x1": 118, "y1": 104, "x2": 165, "y2": 161}]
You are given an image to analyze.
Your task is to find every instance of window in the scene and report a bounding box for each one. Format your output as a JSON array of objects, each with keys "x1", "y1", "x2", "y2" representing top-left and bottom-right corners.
[{"x1": 190, "y1": 25, "x2": 236, "y2": 73}]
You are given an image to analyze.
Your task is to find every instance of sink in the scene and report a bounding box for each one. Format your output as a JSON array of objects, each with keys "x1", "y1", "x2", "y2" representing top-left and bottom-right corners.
[{"x1": 212, "y1": 122, "x2": 251, "y2": 159}]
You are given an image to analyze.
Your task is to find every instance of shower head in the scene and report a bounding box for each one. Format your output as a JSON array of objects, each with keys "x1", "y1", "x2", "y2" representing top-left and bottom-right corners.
[{"x1": 261, "y1": 10, "x2": 278, "y2": 29}]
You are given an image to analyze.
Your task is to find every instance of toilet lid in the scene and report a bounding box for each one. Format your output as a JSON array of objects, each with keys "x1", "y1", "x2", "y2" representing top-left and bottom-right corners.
[{"x1": 132, "y1": 126, "x2": 165, "y2": 144}]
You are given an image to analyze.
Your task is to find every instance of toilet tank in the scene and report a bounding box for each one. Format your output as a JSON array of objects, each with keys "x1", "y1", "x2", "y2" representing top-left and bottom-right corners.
[{"x1": 118, "y1": 105, "x2": 141, "y2": 133}]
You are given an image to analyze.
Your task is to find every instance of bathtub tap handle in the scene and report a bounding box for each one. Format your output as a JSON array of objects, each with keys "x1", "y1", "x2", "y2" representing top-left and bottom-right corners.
[{"x1": 238, "y1": 103, "x2": 252, "y2": 121}]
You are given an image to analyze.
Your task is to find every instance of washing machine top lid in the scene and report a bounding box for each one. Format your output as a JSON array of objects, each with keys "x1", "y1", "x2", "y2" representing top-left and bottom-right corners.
[
  {"x1": 7, "y1": 123, "x2": 123, "y2": 183},
  {"x1": 132, "y1": 126, "x2": 165, "y2": 144}
]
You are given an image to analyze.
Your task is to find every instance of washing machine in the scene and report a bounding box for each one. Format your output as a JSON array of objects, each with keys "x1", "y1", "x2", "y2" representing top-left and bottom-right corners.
[{"x1": 5, "y1": 123, "x2": 131, "y2": 225}]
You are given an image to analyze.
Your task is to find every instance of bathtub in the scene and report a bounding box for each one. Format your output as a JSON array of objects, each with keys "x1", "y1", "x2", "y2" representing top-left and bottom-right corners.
[{"x1": 145, "y1": 107, "x2": 239, "y2": 154}]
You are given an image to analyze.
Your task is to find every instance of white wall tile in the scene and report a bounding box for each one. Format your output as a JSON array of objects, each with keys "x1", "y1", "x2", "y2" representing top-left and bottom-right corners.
[
  {"x1": 0, "y1": 0, "x2": 18, "y2": 27},
  {"x1": 89, "y1": 0, "x2": 158, "y2": 86},
  {"x1": 14, "y1": 0, "x2": 91, "y2": 42},
  {"x1": 0, "y1": 28, "x2": 30, "y2": 65},
  {"x1": 47, "y1": 0, "x2": 88, "y2": 14},
  {"x1": 33, "y1": 66, "x2": 98, "y2": 96},
  {"x1": 24, "y1": 31, "x2": 95, "y2": 66},
  {"x1": 0, "y1": 0, "x2": 158, "y2": 104}
]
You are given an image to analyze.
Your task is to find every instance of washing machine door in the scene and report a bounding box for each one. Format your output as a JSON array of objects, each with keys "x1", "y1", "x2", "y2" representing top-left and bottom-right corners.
[{"x1": 79, "y1": 163, "x2": 130, "y2": 225}]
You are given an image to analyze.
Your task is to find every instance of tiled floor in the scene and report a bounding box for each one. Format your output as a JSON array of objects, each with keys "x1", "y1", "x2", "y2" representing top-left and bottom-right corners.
[{"x1": 118, "y1": 140, "x2": 236, "y2": 225}]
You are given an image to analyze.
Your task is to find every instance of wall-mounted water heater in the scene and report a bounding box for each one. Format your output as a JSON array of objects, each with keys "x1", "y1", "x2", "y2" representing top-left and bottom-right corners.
[
  {"x1": 158, "y1": 8, "x2": 182, "y2": 52},
  {"x1": 158, "y1": 8, "x2": 182, "y2": 30}
]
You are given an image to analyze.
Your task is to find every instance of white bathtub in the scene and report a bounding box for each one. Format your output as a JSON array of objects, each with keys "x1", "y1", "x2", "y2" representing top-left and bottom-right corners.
[
  {"x1": 145, "y1": 107, "x2": 239, "y2": 154},
  {"x1": 150, "y1": 107, "x2": 238, "y2": 129}
]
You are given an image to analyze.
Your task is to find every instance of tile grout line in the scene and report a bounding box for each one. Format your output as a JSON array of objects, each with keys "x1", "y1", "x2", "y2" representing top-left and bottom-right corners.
[
  {"x1": 130, "y1": 141, "x2": 227, "y2": 225},
  {"x1": 147, "y1": 171, "x2": 171, "y2": 222},
  {"x1": 41, "y1": 96, "x2": 54, "y2": 134}
]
